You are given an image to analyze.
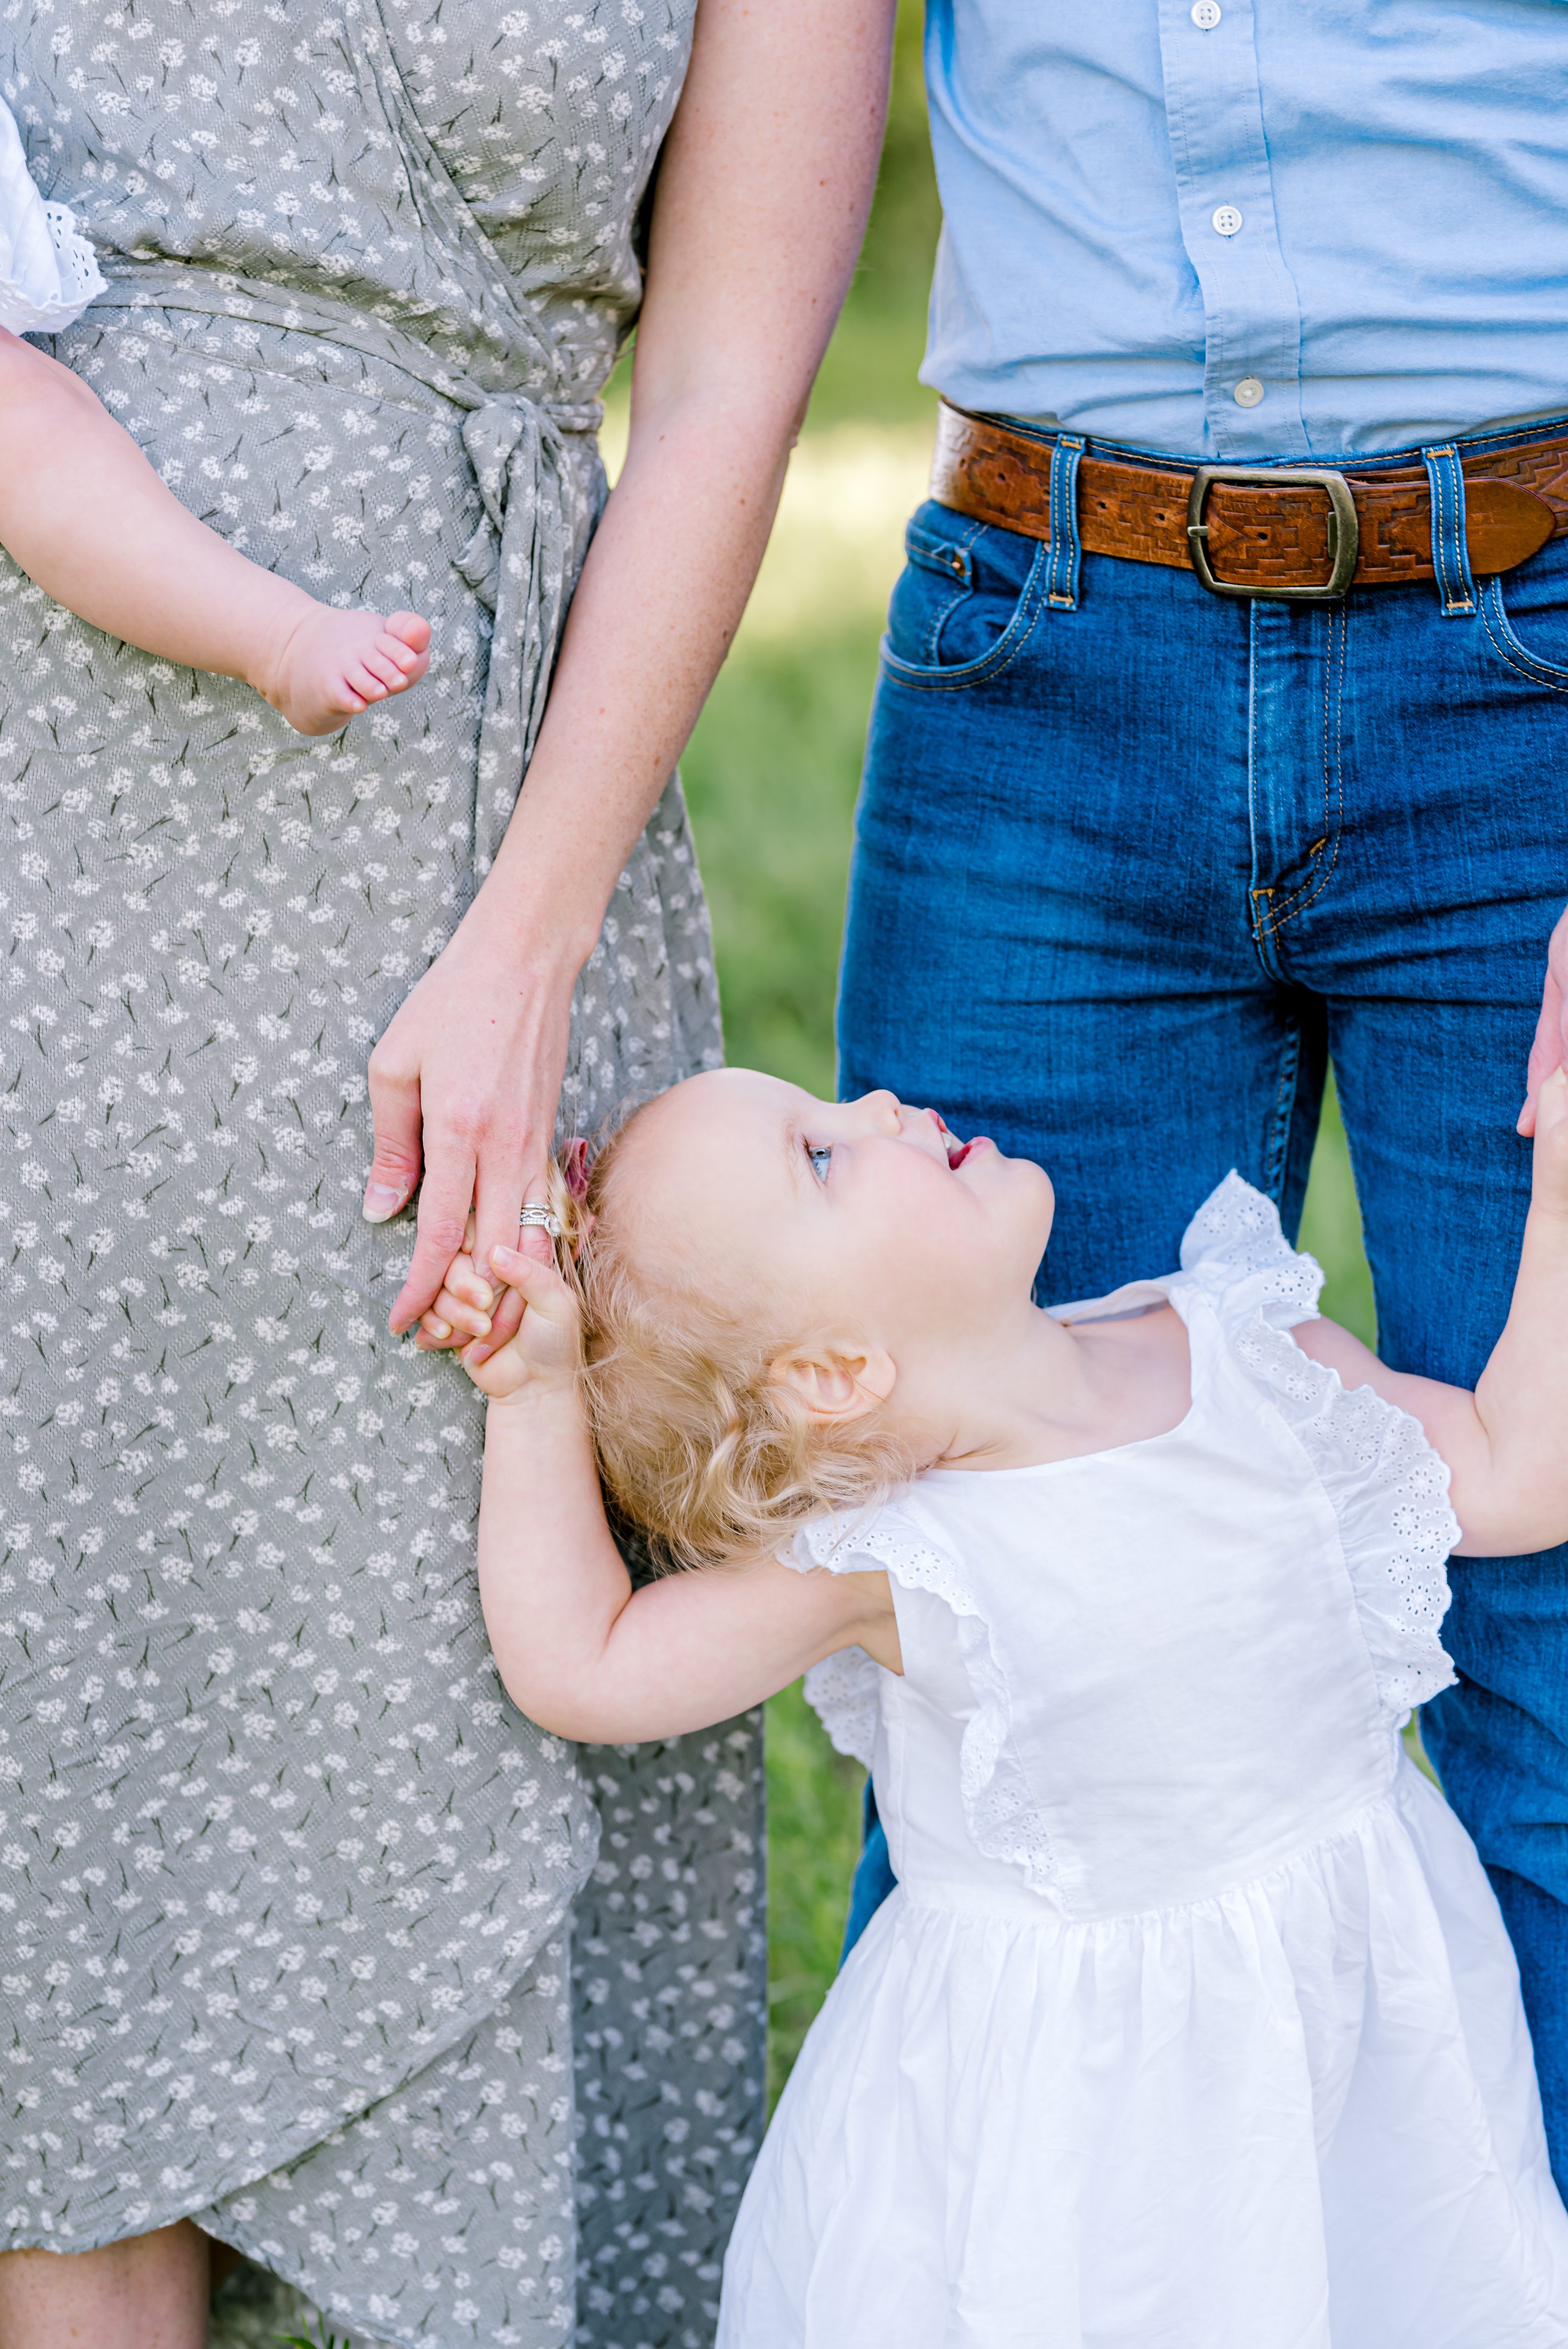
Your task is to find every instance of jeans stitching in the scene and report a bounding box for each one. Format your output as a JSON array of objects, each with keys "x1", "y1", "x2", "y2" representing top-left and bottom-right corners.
[
  {"x1": 1423, "y1": 444, "x2": 1477, "y2": 618},
  {"x1": 1264, "y1": 1016, "x2": 1304, "y2": 1206},
  {"x1": 1046, "y1": 436, "x2": 1084, "y2": 610},
  {"x1": 879, "y1": 543, "x2": 1052, "y2": 694},
  {"x1": 1244, "y1": 609, "x2": 1284, "y2": 981},
  {"x1": 1478, "y1": 578, "x2": 1568, "y2": 698},
  {"x1": 1258, "y1": 603, "x2": 1347, "y2": 939},
  {"x1": 907, "y1": 514, "x2": 986, "y2": 662}
]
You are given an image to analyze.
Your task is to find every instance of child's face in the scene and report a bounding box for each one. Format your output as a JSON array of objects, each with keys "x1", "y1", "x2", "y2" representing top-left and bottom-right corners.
[{"x1": 615, "y1": 1070, "x2": 1055, "y2": 1360}]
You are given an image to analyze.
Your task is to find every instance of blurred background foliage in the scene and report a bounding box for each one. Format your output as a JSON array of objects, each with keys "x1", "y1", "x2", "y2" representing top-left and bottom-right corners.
[{"x1": 614, "y1": 0, "x2": 1379, "y2": 2103}]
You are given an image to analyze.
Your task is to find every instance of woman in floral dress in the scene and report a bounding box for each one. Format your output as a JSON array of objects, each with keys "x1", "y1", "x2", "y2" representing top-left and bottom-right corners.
[{"x1": 0, "y1": 2, "x2": 892, "y2": 2344}]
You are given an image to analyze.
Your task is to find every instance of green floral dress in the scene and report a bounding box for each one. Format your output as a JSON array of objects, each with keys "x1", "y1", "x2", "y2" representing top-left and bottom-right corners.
[{"x1": 0, "y1": 5, "x2": 765, "y2": 2344}]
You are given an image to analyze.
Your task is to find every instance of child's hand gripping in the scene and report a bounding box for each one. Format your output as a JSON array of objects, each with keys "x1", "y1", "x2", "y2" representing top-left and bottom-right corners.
[{"x1": 413, "y1": 1218, "x2": 580, "y2": 1403}]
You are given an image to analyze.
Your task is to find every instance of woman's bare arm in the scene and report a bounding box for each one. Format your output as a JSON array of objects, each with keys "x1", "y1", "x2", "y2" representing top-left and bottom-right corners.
[{"x1": 365, "y1": 0, "x2": 900, "y2": 1339}]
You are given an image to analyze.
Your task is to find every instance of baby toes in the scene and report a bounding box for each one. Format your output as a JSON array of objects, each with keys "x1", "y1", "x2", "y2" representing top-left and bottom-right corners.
[
  {"x1": 342, "y1": 658, "x2": 390, "y2": 703},
  {"x1": 385, "y1": 609, "x2": 432, "y2": 656},
  {"x1": 373, "y1": 632, "x2": 431, "y2": 693}
]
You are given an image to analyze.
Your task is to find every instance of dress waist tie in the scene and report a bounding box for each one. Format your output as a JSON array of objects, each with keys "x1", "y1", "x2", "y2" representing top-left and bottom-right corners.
[{"x1": 88, "y1": 261, "x2": 603, "y2": 878}]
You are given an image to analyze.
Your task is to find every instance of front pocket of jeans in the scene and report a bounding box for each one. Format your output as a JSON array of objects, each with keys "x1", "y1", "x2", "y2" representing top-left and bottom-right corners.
[
  {"x1": 882, "y1": 522, "x2": 1047, "y2": 691},
  {"x1": 1477, "y1": 573, "x2": 1568, "y2": 695}
]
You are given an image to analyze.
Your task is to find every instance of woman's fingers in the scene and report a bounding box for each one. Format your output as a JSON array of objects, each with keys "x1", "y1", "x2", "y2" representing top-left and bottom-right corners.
[
  {"x1": 389, "y1": 1141, "x2": 478, "y2": 1333},
  {"x1": 364, "y1": 1042, "x2": 424, "y2": 1223},
  {"x1": 465, "y1": 1150, "x2": 546, "y2": 1365}
]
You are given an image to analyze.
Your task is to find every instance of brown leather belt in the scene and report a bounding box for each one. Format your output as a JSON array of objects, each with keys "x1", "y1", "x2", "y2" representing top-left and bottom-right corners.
[{"x1": 930, "y1": 401, "x2": 1568, "y2": 599}]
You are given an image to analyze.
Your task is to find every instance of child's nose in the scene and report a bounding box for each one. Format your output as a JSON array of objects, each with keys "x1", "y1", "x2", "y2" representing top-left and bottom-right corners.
[{"x1": 860, "y1": 1089, "x2": 904, "y2": 1134}]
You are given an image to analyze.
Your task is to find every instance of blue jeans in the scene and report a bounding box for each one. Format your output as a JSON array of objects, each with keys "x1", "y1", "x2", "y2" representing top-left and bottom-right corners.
[{"x1": 835, "y1": 416, "x2": 1568, "y2": 2181}]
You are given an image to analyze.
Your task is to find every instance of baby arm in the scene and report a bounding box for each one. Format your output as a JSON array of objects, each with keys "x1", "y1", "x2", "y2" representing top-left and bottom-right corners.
[
  {"x1": 1296, "y1": 1066, "x2": 1568, "y2": 1556},
  {"x1": 0, "y1": 328, "x2": 430, "y2": 735},
  {"x1": 460, "y1": 1244, "x2": 899, "y2": 1742}
]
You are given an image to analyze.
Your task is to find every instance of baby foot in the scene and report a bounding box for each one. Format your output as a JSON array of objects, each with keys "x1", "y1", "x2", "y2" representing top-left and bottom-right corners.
[{"x1": 263, "y1": 606, "x2": 432, "y2": 736}]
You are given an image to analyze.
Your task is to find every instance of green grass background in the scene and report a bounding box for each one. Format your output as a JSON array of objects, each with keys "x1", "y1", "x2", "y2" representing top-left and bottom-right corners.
[{"x1": 643, "y1": 2, "x2": 1382, "y2": 2101}]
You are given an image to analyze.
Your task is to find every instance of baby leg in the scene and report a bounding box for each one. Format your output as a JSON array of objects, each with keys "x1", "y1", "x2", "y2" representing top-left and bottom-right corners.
[{"x1": 0, "y1": 328, "x2": 429, "y2": 734}]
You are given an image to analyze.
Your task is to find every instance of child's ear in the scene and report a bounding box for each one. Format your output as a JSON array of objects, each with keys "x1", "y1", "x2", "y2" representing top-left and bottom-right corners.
[
  {"x1": 770, "y1": 1345, "x2": 896, "y2": 1423},
  {"x1": 562, "y1": 1137, "x2": 590, "y2": 1202}
]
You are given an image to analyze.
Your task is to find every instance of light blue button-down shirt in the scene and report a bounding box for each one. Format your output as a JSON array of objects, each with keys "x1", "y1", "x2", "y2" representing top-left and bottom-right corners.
[{"x1": 923, "y1": 0, "x2": 1568, "y2": 460}]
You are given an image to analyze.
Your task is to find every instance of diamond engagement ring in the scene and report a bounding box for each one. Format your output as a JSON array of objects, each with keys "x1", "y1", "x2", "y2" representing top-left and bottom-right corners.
[{"x1": 518, "y1": 1202, "x2": 563, "y2": 1240}]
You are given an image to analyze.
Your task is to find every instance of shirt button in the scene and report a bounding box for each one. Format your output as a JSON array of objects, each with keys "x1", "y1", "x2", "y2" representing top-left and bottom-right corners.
[
  {"x1": 1191, "y1": 1, "x2": 1222, "y2": 24},
  {"x1": 1212, "y1": 204, "x2": 1243, "y2": 237},
  {"x1": 1233, "y1": 376, "x2": 1265, "y2": 408}
]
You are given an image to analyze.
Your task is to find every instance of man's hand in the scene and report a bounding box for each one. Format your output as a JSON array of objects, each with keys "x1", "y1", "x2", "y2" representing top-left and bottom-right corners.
[
  {"x1": 1529, "y1": 1063, "x2": 1568, "y2": 1218},
  {"x1": 1519, "y1": 903, "x2": 1568, "y2": 1136}
]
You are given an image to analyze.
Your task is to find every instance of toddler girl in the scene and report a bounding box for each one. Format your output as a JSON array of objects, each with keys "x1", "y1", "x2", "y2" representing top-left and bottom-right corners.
[
  {"x1": 1, "y1": 98, "x2": 428, "y2": 733},
  {"x1": 436, "y1": 1068, "x2": 1568, "y2": 2346}
]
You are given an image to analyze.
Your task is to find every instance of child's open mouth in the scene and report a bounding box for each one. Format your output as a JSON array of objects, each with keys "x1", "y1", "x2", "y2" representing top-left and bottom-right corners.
[{"x1": 930, "y1": 1110, "x2": 990, "y2": 1170}]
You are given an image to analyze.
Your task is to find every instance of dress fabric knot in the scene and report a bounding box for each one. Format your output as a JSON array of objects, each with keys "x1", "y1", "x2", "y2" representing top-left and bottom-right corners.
[{"x1": 455, "y1": 393, "x2": 601, "y2": 876}]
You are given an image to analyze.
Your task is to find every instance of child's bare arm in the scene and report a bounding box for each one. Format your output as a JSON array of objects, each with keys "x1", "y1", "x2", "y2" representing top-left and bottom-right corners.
[
  {"x1": 1295, "y1": 1067, "x2": 1568, "y2": 1557},
  {"x1": 463, "y1": 1245, "x2": 898, "y2": 1741},
  {"x1": 0, "y1": 328, "x2": 430, "y2": 734}
]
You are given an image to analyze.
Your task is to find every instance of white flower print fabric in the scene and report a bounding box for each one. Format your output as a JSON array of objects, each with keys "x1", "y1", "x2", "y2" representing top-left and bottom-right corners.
[{"x1": 0, "y1": 6, "x2": 765, "y2": 2345}]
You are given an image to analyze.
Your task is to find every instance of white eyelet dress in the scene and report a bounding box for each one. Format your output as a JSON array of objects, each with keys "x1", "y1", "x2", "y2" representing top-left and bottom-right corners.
[
  {"x1": 0, "y1": 96, "x2": 103, "y2": 333},
  {"x1": 720, "y1": 1174, "x2": 1568, "y2": 2349}
]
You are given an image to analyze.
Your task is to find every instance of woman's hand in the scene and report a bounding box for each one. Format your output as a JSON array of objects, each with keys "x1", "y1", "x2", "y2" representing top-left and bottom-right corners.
[{"x1": 365, "y1": 900, "x2": 583, "y2": 1353}]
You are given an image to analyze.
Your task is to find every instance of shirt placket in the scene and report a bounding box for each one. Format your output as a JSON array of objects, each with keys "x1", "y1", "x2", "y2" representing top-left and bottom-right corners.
[{"x1": 1156, "y1": 0, "x2": 1309, "y2": 459}]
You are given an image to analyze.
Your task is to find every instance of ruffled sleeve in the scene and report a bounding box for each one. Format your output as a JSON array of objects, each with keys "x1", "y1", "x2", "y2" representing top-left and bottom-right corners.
[
  {"x1": 0, "y1": 100, "x2": 106, "y2": 336},
  {"x1": 786, "y1": 1505, "x2": 1062, "y2": 1898},
  {"x1": 1178, "y1": 1167, "x2": 1327, "y2": 1329},
  {"x1": 1181, "y1": 1174, "x2": 1460, "y2": 1721}
]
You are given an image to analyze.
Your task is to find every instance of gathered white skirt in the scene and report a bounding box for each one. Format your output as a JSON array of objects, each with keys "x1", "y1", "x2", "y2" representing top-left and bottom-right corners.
[{"x1": 720, "y1": 1764, "x2": 1568, "y2": 2349}]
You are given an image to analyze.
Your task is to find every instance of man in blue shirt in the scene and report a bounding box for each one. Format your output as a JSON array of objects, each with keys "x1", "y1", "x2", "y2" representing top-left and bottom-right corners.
[{"x1": 838, "y1": 0, "x2": 1568, "y2": 2185}]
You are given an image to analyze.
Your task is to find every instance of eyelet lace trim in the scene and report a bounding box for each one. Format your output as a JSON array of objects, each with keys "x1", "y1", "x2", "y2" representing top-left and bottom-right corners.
[
  {"x1": 1179, "y1": 1168, "x2": 1326, "y2": 1320},
  {"x1": 788, "y1": 1512, "x2": 1061, "y2": 1898},
  {"x1": 1182, "y1": 1172, "x2": 1459, "y2": 1721},
  {"x1": 799, "y1": 1644, "x2": 880, "y2": 1769},
  {"x1": 0, "y1": 154, "x2": 107, "y2": 335},
  {"x1": 41, "y1": 199, "x2": 105, "y2": 310}
]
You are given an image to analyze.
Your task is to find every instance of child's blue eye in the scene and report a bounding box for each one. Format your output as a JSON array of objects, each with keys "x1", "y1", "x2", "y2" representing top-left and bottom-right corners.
[{"x1": 807, "y1": 1145, "x2": 832, "y2": 1185}]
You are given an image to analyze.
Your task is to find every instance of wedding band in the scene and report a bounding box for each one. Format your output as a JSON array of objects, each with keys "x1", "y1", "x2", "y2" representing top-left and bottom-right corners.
[{"x1": 518, "y1": 1201, "x2": 563, "y2": 1240}]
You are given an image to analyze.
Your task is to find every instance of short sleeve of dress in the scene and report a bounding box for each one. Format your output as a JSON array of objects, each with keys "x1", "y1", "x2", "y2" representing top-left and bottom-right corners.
[
  {"x1": 1178, "y1": 1167, "x2": 1326, "y2": 1328},
  {"x1": 1181, "y1": 1174, "x2": 1460, "y2": 1722},
  {"x1": 785, "y1": 1505, "x2": 1062, "y2": 1895},
  {"x1": 0, "y1": 98, "x2": 105, "y2": 333}
]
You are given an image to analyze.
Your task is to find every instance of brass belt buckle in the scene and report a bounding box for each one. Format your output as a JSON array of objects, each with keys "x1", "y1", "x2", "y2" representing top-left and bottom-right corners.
[{"x1": 1186, "y1": 464, "x2": 1359, "y2": 600}]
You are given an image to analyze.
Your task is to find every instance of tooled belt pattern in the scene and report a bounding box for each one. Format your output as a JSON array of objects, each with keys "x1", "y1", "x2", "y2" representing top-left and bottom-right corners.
[{"x1": 930, "y1": 402, "x2": 1568, "y2": 593}]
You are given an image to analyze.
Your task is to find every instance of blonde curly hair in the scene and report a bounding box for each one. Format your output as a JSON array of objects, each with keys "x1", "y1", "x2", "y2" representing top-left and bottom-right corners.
[{"x1": 546, "y1": 1108, "x2": 915, "y2": 1571}]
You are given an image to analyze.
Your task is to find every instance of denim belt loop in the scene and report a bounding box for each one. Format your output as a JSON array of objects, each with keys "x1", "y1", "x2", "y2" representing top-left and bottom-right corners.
[
  {"x1": 1422, "y1": 443, "x2": 1478, "y2": 617},
  {"x1": 1046, "y1": 433, "x2": 1086, "y2": 609}
]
